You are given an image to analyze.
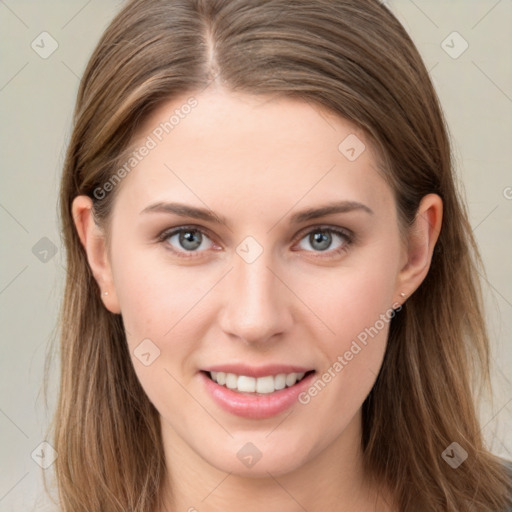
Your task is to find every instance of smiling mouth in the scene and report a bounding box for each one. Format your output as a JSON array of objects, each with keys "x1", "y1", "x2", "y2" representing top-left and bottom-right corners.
[{"x1": 204, "y1": 370, "x2": 315, "y2": 394}]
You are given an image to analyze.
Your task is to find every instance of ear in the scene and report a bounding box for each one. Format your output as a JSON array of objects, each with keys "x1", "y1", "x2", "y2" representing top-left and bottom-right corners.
[
  {"x1": 71, "y1": 195, "x2": 121, "y2": 314},
  {"x1": 394, "y1": 193, "x2": 443, "y2": 304}
]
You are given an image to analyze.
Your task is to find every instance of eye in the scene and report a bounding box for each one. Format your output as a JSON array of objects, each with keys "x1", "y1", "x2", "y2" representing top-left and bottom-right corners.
[
  {"x1": 158, "y1": 226, "x2": 217, "y2": 257},
  {"x1": 157, "y1": 224, "x2": 353, "y2": 259},
  {"x1": 295, "y1": 226, "x2": 353, "y2": 256}
]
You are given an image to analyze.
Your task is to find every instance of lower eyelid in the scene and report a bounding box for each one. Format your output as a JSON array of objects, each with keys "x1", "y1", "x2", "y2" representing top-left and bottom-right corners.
[
  {"x1": 162, "y1": 229, "x2": 215, "y2": 252},
  {"x1": 158, "y1": 226, "x2": 353, "y2": 256},
  {"x1": 295, "y1": 228, "x2": 352, "y2": 251}
]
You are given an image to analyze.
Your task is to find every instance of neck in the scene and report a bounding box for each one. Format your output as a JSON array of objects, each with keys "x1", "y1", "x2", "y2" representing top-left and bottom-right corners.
[{"x1": 157, "y1": 411, "x2": 395, "y2": 512}]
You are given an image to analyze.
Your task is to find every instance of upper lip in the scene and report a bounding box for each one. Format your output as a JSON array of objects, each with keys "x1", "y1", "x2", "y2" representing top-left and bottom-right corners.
[{"x1": 202, "y1": 364, "x2": 314, "y2": 378}]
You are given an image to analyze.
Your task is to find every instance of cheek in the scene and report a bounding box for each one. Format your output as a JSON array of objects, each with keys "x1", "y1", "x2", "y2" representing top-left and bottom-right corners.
[
  {"x1": 111, "y1": 241, "x2": 203, "y2": 335},
  {"x1": 293, "y1": 243, "x2": 399, "y2": 409},
  {"x1": 110, "y1": 245, "x2": 213, "y2": 395},
  {"x1": 110, "y1": 248, "x2": 210, "y2": 424},
  {"x1": 294, "y1": 284, "x2": 394, "y2": 446},
  {"x1": 301, "y1": 246, "x2": 400, "y2": 350}
]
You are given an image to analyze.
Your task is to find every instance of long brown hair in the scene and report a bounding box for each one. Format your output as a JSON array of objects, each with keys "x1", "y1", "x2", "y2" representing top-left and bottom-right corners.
[{"x1": 47, "y1": 0, "x2": 511, "y2": 510}]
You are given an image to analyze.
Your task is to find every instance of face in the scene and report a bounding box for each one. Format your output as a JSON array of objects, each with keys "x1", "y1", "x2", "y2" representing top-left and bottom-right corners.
[{"x1": 100, "y1": 87, "x2": 408, "y2": 477}]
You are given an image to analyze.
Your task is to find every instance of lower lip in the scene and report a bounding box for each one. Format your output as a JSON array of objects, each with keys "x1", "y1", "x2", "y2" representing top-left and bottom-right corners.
[{"x1": 200, "y1": 371, "x2": 315, "y2": 419}]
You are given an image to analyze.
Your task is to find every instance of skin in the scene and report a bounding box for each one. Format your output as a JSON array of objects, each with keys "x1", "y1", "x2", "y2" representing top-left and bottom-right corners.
[{"x1": 73, "y1": 86, "x2": 442, "y2": 512}]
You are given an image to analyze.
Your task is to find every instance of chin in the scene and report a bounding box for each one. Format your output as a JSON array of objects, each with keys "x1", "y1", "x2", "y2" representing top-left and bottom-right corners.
[{"x1": 199, "y1": 434, "x2": 314, "y2": 478}]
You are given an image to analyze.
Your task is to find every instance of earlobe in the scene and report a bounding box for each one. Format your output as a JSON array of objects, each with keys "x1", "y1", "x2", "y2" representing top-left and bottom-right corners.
[
  {"x1": 395, "y1": 193, "x2": 443, "y2": 303},
  {"x1": 71, "y1": 195, "x2": 121, "y2": 314}
]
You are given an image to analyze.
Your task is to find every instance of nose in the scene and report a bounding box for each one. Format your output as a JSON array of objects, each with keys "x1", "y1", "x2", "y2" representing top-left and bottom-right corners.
[{"x1": 218, "y1": 247, "x2": 293, "y2": 347}]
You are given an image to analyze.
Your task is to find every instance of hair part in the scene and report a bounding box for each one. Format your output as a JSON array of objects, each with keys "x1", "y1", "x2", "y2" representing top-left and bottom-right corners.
[{"x1": 48, "y1": 0, "x2": 511, "y2": 510}]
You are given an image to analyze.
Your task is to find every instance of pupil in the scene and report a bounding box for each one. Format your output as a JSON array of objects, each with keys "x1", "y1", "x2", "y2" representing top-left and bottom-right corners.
[
  {"x1": 180, "y1": 230, "x2": 201, "y2": 250},
  {"x1": 311, "y1": 231, "x2": 331, "y2": 251}
]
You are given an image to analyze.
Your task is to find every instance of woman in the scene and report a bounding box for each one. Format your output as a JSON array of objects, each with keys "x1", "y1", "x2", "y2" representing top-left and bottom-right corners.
[{"x1": 48, "y1": 0, "x2": 512, "y2": 510}]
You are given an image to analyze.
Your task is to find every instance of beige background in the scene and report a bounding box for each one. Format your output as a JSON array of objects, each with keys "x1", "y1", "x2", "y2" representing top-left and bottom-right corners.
[{"x1": 0, "y1": 1, "x2": 511, "y2": 510}]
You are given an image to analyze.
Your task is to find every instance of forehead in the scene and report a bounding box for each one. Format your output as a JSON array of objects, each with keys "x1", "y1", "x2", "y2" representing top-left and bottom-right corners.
[{"x1": 112, "y1": 87, "x2": 392, "y2": 220}]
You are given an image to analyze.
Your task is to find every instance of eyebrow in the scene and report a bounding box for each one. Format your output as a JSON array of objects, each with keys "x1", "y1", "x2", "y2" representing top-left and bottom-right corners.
[{"x1": 140, "y1": 200, "x2": 373, "y2": 226}]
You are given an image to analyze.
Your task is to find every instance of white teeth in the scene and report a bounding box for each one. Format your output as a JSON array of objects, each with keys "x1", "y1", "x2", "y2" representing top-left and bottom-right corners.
[
  {"x1": 256, "y1": 376, "x2": 275, "y2": 394},
  {"x1": 237, "y1": 376, "x2": 256, "y2": 393},
  {"x1": 225, "y1": 373, "x2": 238, "y2": 389},
  {"x1": 209, "y1": 371, "x2": 309, "y2": 394},
  {"x1": 274, "y1": 374, "x2": 286, "y2": 390},
  {"x1": 285, "y1": 372, "x2": 298, "y2": 387}
]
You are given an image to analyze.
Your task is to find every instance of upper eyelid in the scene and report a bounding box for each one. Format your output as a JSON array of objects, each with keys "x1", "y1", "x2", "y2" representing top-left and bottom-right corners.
[
  {"x1": 158, "y1": 224, "x2": 352, "y2": 248},
  {"x1": 158, "y1": 224, "x2": 217, "y2": 243},
  {"x1": 295, "y1": 224, "x2": 352, "y2": 239}
]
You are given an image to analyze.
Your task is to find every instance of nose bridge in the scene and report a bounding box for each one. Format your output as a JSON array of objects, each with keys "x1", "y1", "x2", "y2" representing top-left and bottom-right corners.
[{"x1": 219, "y1": 243, "x2": 291, "y2": 344}]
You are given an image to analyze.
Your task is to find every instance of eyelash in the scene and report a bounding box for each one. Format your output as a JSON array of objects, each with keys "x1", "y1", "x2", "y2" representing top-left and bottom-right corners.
[{"x1": 156, "y1": 224, "x2": 354, "y2": 259}]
